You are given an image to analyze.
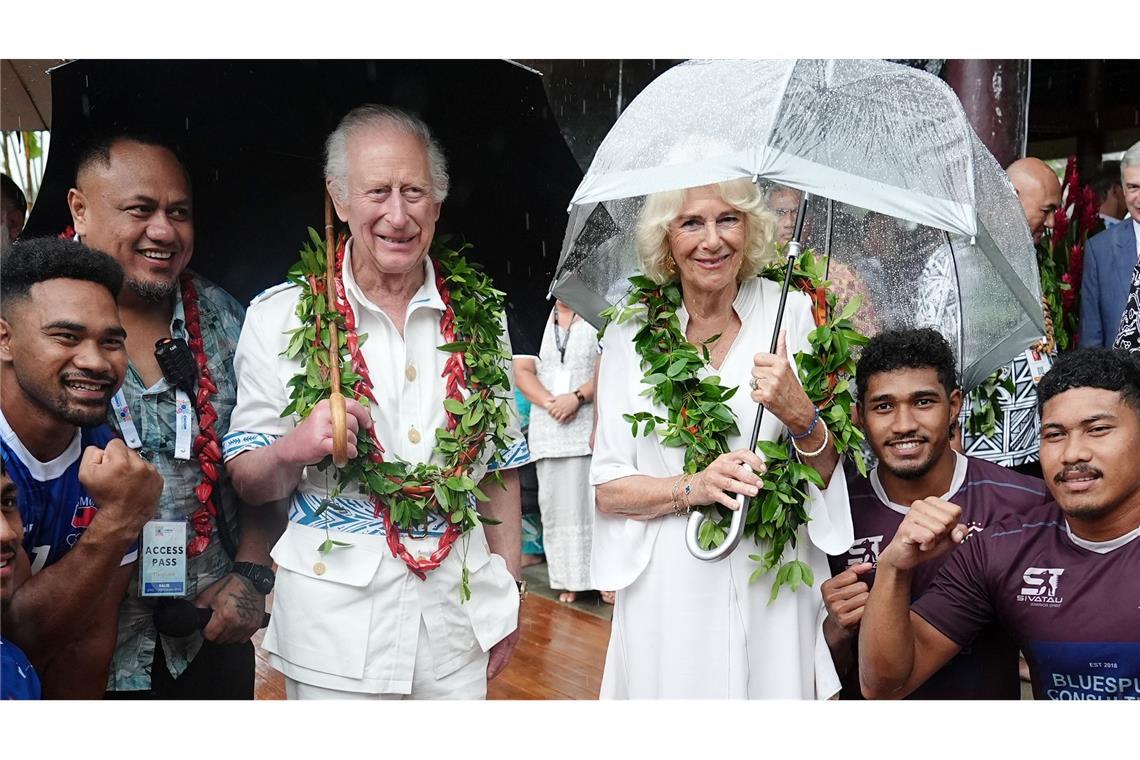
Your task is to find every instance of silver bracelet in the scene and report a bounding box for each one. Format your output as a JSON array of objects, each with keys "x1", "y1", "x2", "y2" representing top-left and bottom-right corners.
[{"x1": 791, "y1": 422, "x2": 830, "y2": 458}]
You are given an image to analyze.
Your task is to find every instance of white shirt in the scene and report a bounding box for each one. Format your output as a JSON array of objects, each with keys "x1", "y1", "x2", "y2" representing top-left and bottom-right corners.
[{"x1": 224, "y1": 242, "x2": 525, "y2": 694}]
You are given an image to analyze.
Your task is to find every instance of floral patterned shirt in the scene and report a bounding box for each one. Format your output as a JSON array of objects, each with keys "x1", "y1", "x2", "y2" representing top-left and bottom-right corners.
[{"x1": 105, "y1": 273, "x2": 246, "y2": 692}]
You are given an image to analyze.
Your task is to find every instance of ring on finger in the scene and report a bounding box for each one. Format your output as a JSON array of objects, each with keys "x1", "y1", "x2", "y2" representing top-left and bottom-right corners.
[{"x1": 749, "y1": 376, "x2": 760, "y2": 391}]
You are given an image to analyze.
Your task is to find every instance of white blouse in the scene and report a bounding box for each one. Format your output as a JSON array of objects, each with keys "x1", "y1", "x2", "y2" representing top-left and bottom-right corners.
[{"x1": 589, "y1": 277, "x2": 853, "y2": 698}]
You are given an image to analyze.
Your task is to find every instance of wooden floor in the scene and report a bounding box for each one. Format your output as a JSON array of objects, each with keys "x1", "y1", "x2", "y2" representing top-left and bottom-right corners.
[{"x1": 253, "y1": 594, "x2": 610, "y2": 700}]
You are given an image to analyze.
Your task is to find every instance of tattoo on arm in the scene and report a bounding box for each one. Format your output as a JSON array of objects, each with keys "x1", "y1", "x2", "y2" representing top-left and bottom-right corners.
[{"x1": 224, "y1": 574, "x2": 264, "y2": 626}]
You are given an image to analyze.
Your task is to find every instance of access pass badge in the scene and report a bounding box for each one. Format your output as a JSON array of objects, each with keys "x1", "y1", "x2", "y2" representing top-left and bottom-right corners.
[
  {"x1": 1025, "y1": 348, "x2": 1052, "y2": 385},
  {"x1": 140, "y1": 520, "x2": 188, "y2": 597}
]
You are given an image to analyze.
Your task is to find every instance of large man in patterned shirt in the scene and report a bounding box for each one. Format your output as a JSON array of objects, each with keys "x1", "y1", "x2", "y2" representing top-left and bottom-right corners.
[
  {"x1": 225, "y1": 105, "x2": 527, "y2": 699},
  {"x1": 67, "y1": 134, "x2": 279, "y2": 698},
  {"x1": 860, "y1": 348, "x2": 1140, "y2": 700}
]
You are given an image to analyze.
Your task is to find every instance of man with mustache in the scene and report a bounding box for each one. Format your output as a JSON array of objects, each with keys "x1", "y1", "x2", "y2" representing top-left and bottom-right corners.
[
  {"x1": 821, "y1": 328, "x2": 1049, "y2": 698},
  {"x1": 67, "y1": 134, "x2": 277, "y2": 698},
  {"x1": 859, "y1": 348, "x2": 1140, "y2": 700},
  {"x1": 0, "y1": 237, "x2": 163, "y2": 697}
]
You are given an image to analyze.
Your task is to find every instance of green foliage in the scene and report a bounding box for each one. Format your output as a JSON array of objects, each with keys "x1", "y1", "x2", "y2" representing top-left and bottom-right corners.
[
  {"x1": 282, "y1": 231, "x2": 514, "y2": 601},
  {"x1": 610, "y1": 248, "x2": 869, "y2": 600},
  {"x1": 965, "y1": 366, "x2": 1014, "y2": 438}
]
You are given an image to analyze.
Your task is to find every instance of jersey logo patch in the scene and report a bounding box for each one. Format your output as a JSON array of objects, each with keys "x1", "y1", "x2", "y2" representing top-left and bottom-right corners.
[
  {"x1": 846, "y1": 534, "x2": 885, "y2": 567},
  {"x1": 71, "y1": 496, "x2": 97, "y2": 529},
  {"x1": 1018, "y1": 566, "x2": 1065, "y2": 607}
]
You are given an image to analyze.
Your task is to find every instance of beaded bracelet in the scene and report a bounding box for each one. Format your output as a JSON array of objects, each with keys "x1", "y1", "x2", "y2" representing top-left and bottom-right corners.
[
  {"x1": 790, "y1": 407, "x2": 821, "y2": 441},
  {"x1": 791, "y1": 421, "x2": 831, "y2": 458}
]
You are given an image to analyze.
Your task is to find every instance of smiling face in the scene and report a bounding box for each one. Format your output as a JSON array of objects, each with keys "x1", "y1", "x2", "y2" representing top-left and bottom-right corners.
[
  {"x1": 859, "y1": 366, "x2": 961, "y2": 485},
  {"x1": 0, "y1": 279, "x2": 127, "y2": 429},
  {"x1": 667, "y1": 185, "x2": 746, "y2": 298},
  {"x1": 1040, "y1": 387, "x2": 1140, "y2": 525},
  {"x1": 69, "y1": 141, "x2": 193, "y2": 304},
  {"x1": 330, "y1": 124, "x2": 442, "y2": 283},
  {"x1": 1123, "y1": 164, "x2": 1140, "y2": 223},
  {"x1": 0, "y1": 468, "x2": 23, "y2": 610}
]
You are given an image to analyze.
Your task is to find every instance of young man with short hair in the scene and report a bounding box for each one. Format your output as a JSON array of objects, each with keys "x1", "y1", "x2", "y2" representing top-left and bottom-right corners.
[{"x1": 823, "y1": 328, "x2": 1048, "y2": 698}]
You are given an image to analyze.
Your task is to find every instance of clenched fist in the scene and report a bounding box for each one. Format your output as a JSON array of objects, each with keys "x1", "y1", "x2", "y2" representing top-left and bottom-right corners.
[
  {"x1": 822, "y1": 561, "x2": 873, "y2": 638},
  {"x1": 79, "y1": 439, "x2": 165, "y2": 544},
  {"x1": 877, "y1": 497, "x2": 968, "y2": 572}
]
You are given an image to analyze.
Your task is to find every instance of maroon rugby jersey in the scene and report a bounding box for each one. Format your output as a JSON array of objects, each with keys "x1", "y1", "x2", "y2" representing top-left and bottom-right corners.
[
  {"x1": 830, "y1": 454, "x2": 1048, "y2": 699},
  {"x1": 912, "y1": 502, "x2": 1140, "y2": 700}
]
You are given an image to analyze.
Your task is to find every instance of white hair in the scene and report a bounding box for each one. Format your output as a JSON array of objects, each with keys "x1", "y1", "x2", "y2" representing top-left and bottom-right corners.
[
  {"x1": 324, "y1": 104, "x2": 450, "y2": 203},
  {"x1": 1121, "y1": 141, "x2": 1140, "y2": 181}
]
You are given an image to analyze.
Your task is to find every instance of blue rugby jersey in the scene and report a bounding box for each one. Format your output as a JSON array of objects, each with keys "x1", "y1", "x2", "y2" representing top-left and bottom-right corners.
[
  {"x1": 0, "y1": 410, "x2": 137, "y2": 573},
  {"x1": 1, "y1": 637, "x2": 40, "y2": 699}
]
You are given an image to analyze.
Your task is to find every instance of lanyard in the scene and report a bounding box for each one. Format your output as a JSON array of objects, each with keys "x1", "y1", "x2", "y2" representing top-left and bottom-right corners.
[
  {"x1": 552, "y1": 311, "x2": 574, "y2": 364},
  {"x1": 110, "y1": 391, "x2": 143, "y2": 449},
  {"x1": 109, "y1": 387, "x2": 194, "y2": 461}
]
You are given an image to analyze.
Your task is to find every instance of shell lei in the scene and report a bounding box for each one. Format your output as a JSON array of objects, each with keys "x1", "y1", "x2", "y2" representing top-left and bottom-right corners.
[{"x1": 281, "y1": 230, "x2": 514, "y2": 601}]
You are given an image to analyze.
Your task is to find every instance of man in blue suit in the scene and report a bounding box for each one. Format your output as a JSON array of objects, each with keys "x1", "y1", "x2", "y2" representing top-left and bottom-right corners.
[{"x1": 1081, "y1": 141, "x2": 1140, "y2": 347}]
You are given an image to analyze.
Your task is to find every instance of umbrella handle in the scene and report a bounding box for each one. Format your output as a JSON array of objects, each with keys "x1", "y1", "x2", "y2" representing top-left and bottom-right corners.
[
  {"x1": 329, "y1": 389, "x2": 349, "y2": 468},
  {"x1": 684, "y1": 495, "x2": 748, "y2": 561},
  {"x1": 324, "y1": 192, "x2": 349, "y2": 469},
  {"x1": 685, "y1": 229, "x2": 806, "y2": 562}
]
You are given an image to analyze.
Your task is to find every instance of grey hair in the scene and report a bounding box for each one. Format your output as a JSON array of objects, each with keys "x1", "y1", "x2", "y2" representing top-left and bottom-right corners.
[
  {"x1": 763, "y1": 183, "x2": 802, "y2": 203},
  {"x1": 635, "y1": 178, "x2": 778, "y2": 285},
  {"x1": 324, "y1": 104, "x2": 450, "y2": 203},
  {"x1": 1121, "y1": 141, "x2": 1140, "y2": 182}
]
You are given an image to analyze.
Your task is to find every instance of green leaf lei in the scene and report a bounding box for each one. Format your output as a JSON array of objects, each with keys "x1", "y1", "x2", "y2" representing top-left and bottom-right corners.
[
  {"x1": 280, "y1": 229, "x2": 514, "y2": 596},
  {"x1": 601, "y1": 248, "x2": 868, "y2": 600}
]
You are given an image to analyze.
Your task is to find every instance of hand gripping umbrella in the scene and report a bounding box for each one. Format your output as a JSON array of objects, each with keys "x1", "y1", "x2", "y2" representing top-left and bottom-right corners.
[{"x1": 550, "y1": 59, "x2": 1044, "y2": 561}]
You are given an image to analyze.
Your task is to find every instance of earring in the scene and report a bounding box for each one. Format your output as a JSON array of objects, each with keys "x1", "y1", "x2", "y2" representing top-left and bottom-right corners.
[{"x1": 663, "y1": 254, "x2": 677, "y2": 277}]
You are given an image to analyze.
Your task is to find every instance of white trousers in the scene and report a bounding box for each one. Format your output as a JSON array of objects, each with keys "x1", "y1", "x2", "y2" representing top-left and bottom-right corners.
[{"x1": 283, "y1": 619, "x2": 490, "y2": 700}]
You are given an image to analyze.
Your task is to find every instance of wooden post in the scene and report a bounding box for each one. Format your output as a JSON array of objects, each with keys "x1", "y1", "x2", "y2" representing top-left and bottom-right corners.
[{"x1": 945, "y1": 59, "x2": 1029, "y2": 168}]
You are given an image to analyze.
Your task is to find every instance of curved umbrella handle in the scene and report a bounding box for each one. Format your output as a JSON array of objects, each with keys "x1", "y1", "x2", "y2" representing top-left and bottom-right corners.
[{"x1": 684, "y1": 492, "x2": 747, "y2": 561}]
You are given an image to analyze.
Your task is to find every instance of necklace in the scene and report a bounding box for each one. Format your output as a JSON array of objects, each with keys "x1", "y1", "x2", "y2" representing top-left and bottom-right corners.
[
  {"x1": 285, "y1": 231, "x2": 513, "y2": 594},
  {"x1": 181, "y1": 274, "x2": 223, "y2": 558}
]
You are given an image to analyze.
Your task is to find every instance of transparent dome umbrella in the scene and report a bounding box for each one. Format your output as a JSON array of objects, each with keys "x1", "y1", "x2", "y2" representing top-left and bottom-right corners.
[{"x1": 548, "y1": 59, "x2": 1045, "y2": 560}]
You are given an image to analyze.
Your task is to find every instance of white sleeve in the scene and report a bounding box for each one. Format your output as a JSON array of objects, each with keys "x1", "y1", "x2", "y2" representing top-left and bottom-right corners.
[
  {"x1": 588, "y1": 317, "x2": 664, "y2": 591},
  {"x1": 589, "y1": 319, "x2": 644, "y2": 487},
  {"x1": 222, "y1": 298, "x2": 297, "y2": 461}
]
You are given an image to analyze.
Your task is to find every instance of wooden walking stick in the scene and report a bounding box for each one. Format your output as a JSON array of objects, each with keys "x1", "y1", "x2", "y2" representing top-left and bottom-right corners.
[{"x1": 325, "y1": 193, "x2": 349, "y2": 468}]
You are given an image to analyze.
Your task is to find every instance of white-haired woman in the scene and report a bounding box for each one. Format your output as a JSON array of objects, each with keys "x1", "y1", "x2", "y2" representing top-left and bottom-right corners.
[{"x1": 590, "y1": 179, "x2": 852, "y2": 698}]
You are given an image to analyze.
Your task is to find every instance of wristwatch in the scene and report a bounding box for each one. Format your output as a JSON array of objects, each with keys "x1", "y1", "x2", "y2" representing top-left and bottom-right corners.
[
  {"x1": 573, "y1": 388, "x2": 586, "y2": 404},
  {"x1": 230, "y1": 562, "x2": 275, "y2": 595},
  {"x1": 516, "y1": 579, "x2": 528, "y2": 603}
]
